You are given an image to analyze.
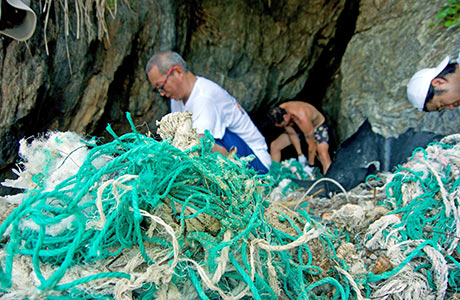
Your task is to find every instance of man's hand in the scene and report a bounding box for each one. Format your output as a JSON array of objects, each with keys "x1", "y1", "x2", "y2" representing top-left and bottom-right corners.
[
  {"x1": 298, "y1": 154, "x2": 307, "y2": 167},
  {"x1": 211, "y1": 143, "x2": 228, "y2": 155},
  {"x1": 199, "y1": 134, "x2": 228, "y2": 155}
]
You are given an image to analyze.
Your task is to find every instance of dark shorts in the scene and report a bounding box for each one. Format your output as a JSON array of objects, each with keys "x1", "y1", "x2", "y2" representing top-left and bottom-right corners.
[
  {"x1": 215, "y1": 129, "x2": 268, "y2": 174},
  {"x1": 314, "y1": 123, "x2": 329, "y2": 144}
]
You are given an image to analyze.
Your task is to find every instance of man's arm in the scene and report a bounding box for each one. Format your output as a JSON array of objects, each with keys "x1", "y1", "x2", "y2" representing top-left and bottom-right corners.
[
  {"x1": 293, "y1": 117, "x2": 316, "y2": 165},
  {"x1": 285, "y1": 125, "x2": 302, "y2": 156},
  {"x1": 199, "y1": 134, "x2": 228, "y2": 156}
]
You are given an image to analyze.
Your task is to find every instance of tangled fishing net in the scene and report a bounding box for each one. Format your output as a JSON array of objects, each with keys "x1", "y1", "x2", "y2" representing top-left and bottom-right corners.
[
  {"x1": 0, "y1": 112, "x2": 335, "y2": 299},
  {"x1": 0, "y1": 112, "x2": 459, "y2": 300}
]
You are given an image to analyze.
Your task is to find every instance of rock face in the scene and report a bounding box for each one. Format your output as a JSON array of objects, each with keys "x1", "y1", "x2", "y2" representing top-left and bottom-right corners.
[
  {"x1": 339, "y1": 0, "x2": 460, "y2": 139},
  {"x1": 0, "y1": 0, "x2": 176, "y2": 172},
  {"x1": 0, "y1": 0, "x2": 356, "y2": 177},
  {"x1": 0, "y1": 0, "x2": 458, "y2": 193}
]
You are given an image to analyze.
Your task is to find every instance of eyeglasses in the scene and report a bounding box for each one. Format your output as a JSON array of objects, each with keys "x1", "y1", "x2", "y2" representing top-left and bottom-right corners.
[{"x1": 155, "y1": 66, "x2": 177, "y2": 95}]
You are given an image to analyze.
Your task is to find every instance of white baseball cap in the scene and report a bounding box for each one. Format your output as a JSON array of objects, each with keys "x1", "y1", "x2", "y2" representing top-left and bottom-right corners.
[
  {"x1": 0, "y1": 0, "x2": 37, "y2": 41},
  {"x1": 407, "y1": 56, "x2": 450, "y2": 111}
]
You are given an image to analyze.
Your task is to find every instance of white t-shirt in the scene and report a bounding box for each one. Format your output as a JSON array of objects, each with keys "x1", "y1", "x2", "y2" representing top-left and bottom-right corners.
[{"x1": 170, "y1": 76, "x2": 271, "y2": 169}]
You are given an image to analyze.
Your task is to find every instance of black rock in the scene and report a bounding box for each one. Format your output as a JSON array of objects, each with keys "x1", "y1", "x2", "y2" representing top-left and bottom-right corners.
[{"x1": 293, "y1": 119, "x2": 443, "y2": 196}]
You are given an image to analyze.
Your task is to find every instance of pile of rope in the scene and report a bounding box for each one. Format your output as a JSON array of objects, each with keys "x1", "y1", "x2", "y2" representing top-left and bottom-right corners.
[
  {"x1": 0, "y1": 112, "x2": 344, "y2": 299},
  {"x1": 291, "y1": 133, "x2": 460, "y2": 300},
  {"x1": 1, "y1": 111, "x2": 460, "y2": 299},
  {"x1": 365, "y1": 134, "x2": 460, "y2": 299}
]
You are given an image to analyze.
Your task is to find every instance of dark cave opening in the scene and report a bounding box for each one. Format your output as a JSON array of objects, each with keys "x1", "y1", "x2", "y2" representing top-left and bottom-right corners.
[
  {"x1": 251, "y1": 0, "x2": 360, "y2": 163},
  {"x1": 295, "y1": 0, "x2": 359, "y2": 153}
]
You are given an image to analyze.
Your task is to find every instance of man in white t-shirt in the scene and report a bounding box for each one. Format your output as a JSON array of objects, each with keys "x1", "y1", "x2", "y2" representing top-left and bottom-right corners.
[{"x1": 145, "y1": 50, "x2": 271, "y2": 174}]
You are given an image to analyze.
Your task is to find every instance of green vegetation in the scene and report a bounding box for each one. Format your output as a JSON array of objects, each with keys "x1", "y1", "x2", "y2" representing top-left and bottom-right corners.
[{"x1": 435, "y1": 0, "x2": 460, "y2": 27}]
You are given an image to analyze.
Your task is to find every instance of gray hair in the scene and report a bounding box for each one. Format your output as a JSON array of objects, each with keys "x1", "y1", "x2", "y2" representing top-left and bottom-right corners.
[{"x1": 145, "y1": 50, "x2": 189, "y2": 75}]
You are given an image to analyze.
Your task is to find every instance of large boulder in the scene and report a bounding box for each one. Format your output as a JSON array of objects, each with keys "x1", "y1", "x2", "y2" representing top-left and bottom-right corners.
[{"x1": 294, "y1": 119, "x2": 443, "y2": 194}]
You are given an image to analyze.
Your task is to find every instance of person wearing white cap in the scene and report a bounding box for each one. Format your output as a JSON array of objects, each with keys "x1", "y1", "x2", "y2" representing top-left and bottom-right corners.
[
  {"x1": 407, "y1": 55, "x2": 460, "y2": 112},
  {"x1": 0, "y1": 0, "x2": 36, "y2": 41}
]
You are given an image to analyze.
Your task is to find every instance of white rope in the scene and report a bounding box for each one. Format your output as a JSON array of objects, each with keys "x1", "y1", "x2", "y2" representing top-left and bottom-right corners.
[
  {"x1": 210, "y1": 230, "x2": 231, "y2": 284},
  {"x1": 180, "y1": 258, "x2": 251, "y2": 300},
  {"x1": 252, "y1": 223, "x2": 322, "y2": 252},
  {"x1": 139, "y1": 210, "x2": 180, "y2": 269},
  {"x1": 334, "y1": 264, "x2": 368, "y2": 300},
  {"x1": 91, "y1": 174, "x2": 138, "y2": 229},
  {"x1": 364, "y1": 214, "x2": 401, "y2": 250},
  {"x1": 265, "y1": 251, "x2": 281, "y2": 297},
  {"x1": 294, "y1": 177, "x2": 350, "y2": 210},
  {"x1": 420, "y1": 159, "x2": 452, "y2": 217},
  {"x1": 113, "y1": 211, "x2": 180, "y2": 300},
  {"x1": 446, "y1": 189, "x2": 460, "y2": 254},
  {"x1": 370, "y1": 271, "x2": 432, "y2": 300},
  {"x1": 422, "y1": 245, "x2": 448, "y2": 300}
]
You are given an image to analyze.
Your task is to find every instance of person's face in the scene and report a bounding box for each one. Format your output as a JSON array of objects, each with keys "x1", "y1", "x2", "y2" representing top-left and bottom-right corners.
[
  {"x1": 147, "y1": 65, "x2": 178, "y2": 98},
  {"x1": 426, "y1": 65, "x2": 460, "y2": 112},
  {"x1": 274, "y1": 115, "x2": 289, "y2": 127}
]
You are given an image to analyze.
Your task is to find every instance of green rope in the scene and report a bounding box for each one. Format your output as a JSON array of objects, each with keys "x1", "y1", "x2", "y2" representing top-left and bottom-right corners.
[
  {"x1": 4, "y1": 113, "x2": 459, "y2": 299},
  {"x1": 0, "y1": 112, "x2": 342, "y2": 299}
]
